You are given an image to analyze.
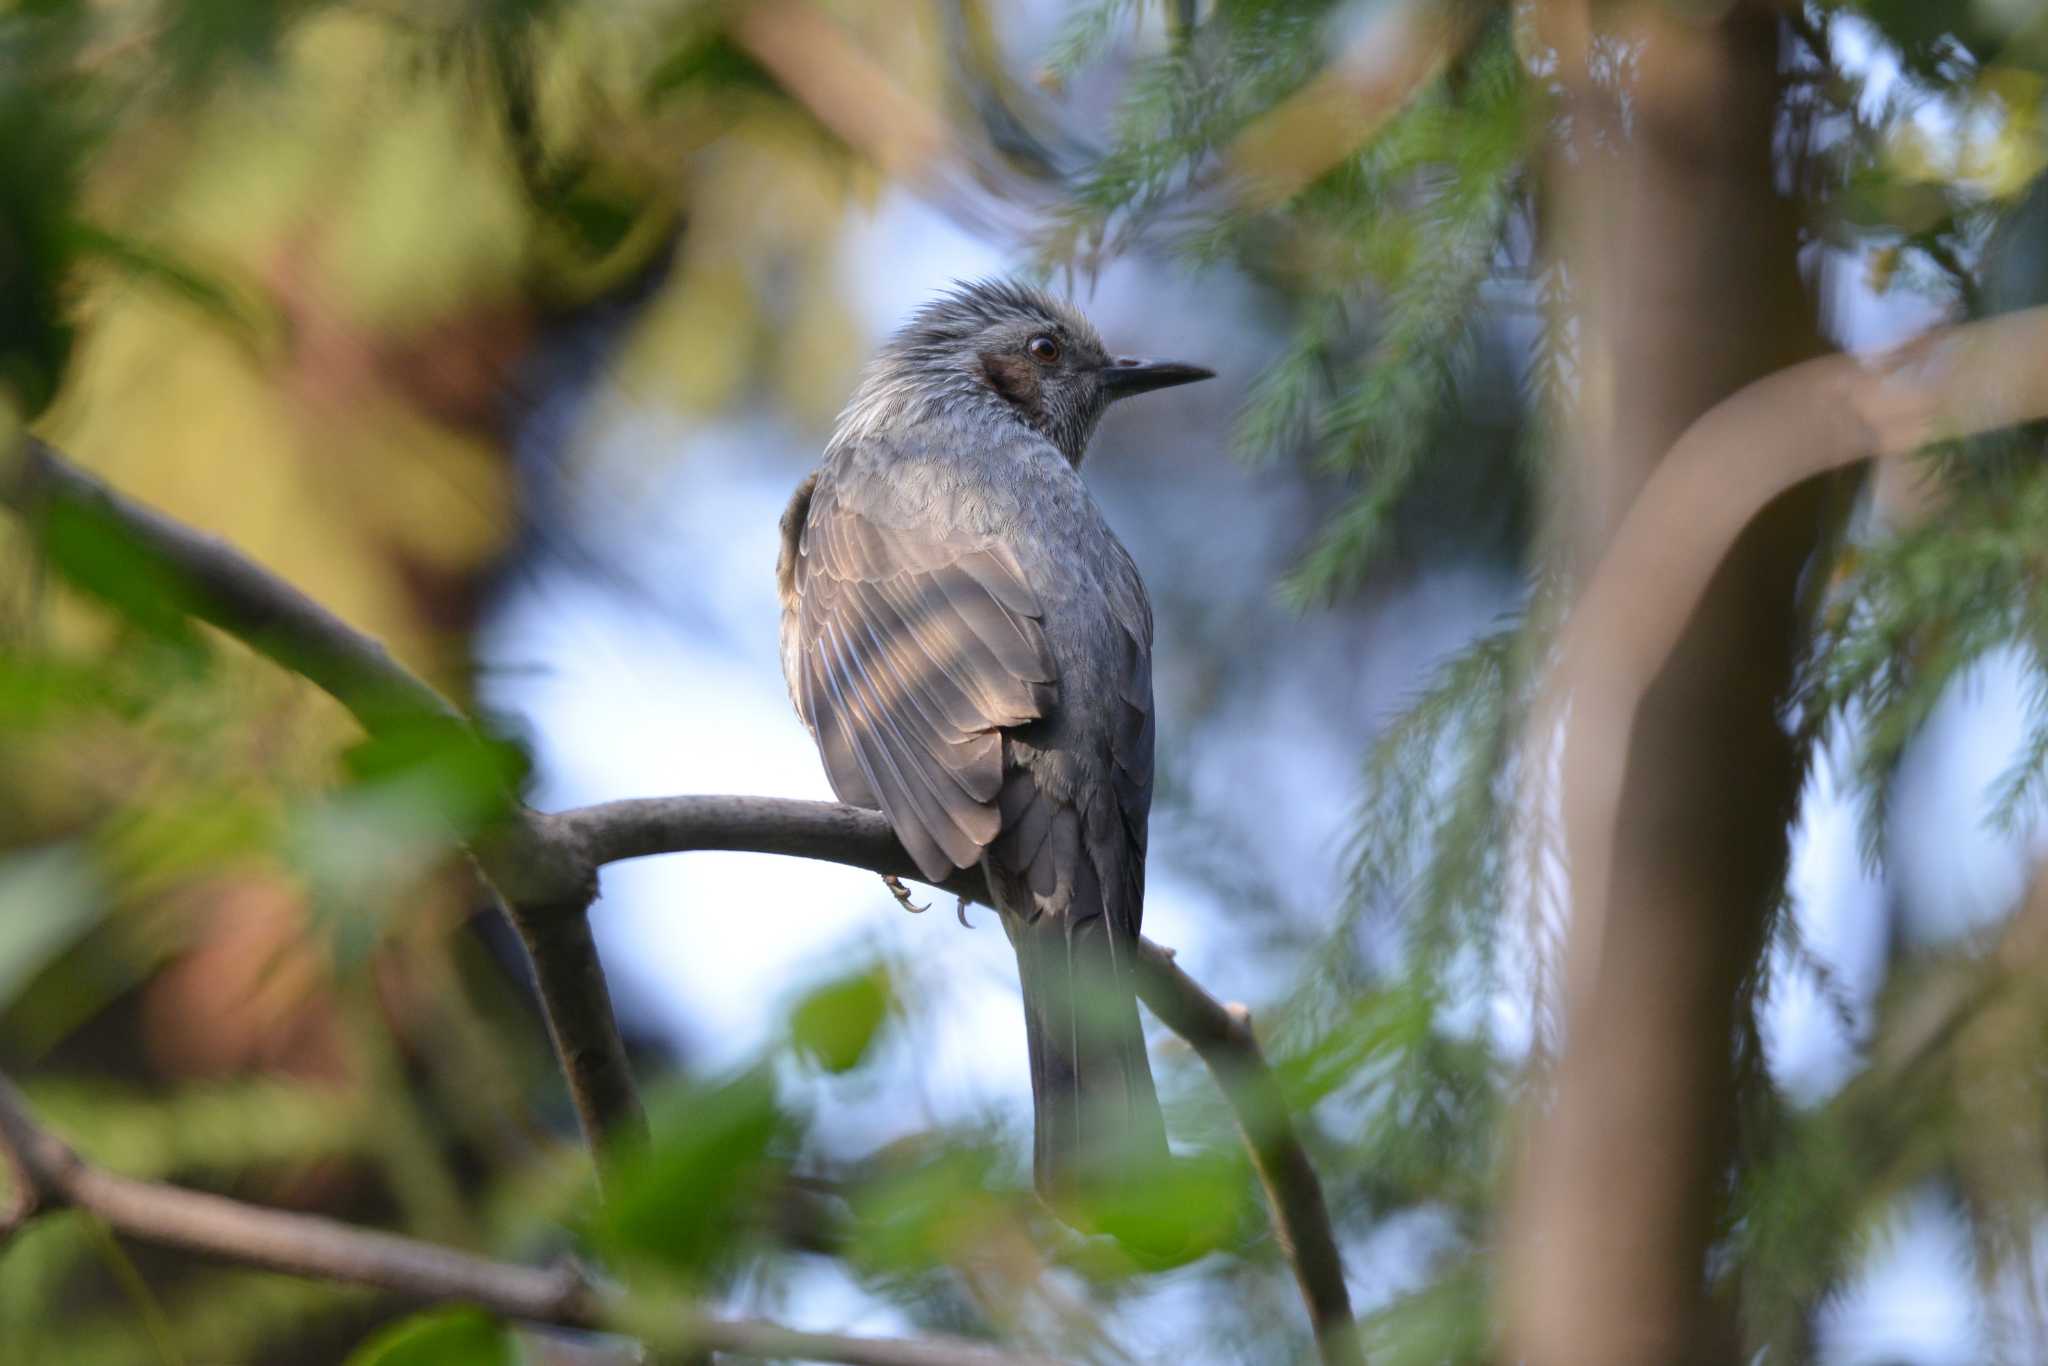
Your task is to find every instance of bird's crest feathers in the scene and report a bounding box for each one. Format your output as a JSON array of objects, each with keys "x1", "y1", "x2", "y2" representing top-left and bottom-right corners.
[{"x1": 895, "y1": 278, "x2": 1104, "y2": 353}]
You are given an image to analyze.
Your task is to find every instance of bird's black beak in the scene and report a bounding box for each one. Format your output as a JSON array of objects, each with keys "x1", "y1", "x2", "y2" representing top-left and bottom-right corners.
[{"x1": 1099, "y1": 356, "x2": 1215, "y2": 399}]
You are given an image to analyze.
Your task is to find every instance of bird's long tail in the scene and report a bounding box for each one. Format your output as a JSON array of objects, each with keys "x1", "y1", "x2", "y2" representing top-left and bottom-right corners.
[{"x1": 1000, "y1": 855, "x2": 1167, "y2": 1203}]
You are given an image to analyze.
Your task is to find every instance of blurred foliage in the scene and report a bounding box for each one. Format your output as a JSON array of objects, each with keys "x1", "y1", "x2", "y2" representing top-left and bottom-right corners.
[
  {"x1": 344, "y1": 1306, "x2": 517, "y2": 1366},
  {"x1": 9, "y1": 0, "x2": 2048, "y2": 1363},
  {"x1": 593, "y1": 1068, "x2": 789, "y2": 1280},
  {"x1": 789, "y1": 963, "x2": 894, "y2": 1072}
]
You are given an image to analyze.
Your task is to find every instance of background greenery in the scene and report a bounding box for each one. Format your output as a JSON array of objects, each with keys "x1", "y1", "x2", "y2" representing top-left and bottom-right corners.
[{"x1": 5, "y1": 0, "x2": 2048, "y2": 1362}]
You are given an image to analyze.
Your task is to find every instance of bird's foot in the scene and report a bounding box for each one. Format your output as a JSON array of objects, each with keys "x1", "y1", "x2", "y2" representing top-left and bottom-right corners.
[
  {"x1": 882, "y1": 875, "x2": 928, "y2": 914},
  {"x1": 955, "y1": 897, "x2": 974, "y2": 929}
]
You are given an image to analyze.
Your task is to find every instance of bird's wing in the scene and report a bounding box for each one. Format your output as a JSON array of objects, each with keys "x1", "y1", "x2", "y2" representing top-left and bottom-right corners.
[
  {"x1": 789, "y1": 483, "x2": 1056, "y2": 882},
  {"x1": 990, "y1": 536, "x2": 1154, "y2": 941},
  {"x1": 1104, "y1": 536, "x2": 1155, "y2": 876}
]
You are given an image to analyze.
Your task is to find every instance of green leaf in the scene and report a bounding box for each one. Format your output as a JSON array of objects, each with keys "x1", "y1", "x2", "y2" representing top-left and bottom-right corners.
[
  {"x1": 287, "y1": 784, "x2": 458, "y2": 966},
  {"x1": 789, "y1": 966, "x2": 892, "y2": 1073},
  {"x1": 1074, "y1": 1149, "x2": 1251, "y2": 1271},
  {"x1": 848, "y1": 1140, "x2": 1014, "y2": 1274},
  {"x1": 593, "y1": 1068, "x2": 786, "y2": 1279},
  {"x1": 37, "y1": 494, "x2": 207, "y2": 662},
  {"x1": 345, "y1": 1307, "x2": 516, "y2": 1366},
  {"x1": 339, "y1": 716, "x2": 529, "y2": 835}
]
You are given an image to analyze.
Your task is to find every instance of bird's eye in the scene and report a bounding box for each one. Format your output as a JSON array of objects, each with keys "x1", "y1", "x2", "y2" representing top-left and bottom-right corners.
[{"x1": 1027, "y1": 335, "x2": 1061, "y2": 364}]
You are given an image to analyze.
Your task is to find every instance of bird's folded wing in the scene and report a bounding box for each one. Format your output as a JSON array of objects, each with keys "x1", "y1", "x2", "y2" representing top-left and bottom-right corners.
[
  {"x1": 791, "y1": 487, "x2": 1056, "y2": 882},
  {"x1": 989, "y1": 538, "x2": 1155, "y2": 943}
]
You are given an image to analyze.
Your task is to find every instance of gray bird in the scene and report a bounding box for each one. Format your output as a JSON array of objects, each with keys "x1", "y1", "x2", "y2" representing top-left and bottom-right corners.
[{"x1": 777, "y1": 280, "x2": 1212, "y2": 1204}]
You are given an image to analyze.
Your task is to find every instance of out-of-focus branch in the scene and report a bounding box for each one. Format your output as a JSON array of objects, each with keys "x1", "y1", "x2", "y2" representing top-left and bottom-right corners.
[
  {"x1": 1547, "y1": 307, "x2": 2048, "y2": 1058},
  {"x1": 1562, "y1": 301, "x2": 2048, "y2": 749},
  {"x1": 1509, "y1": 0, "x2": 2048, "y2": 1356},
  {"x1": 0, "y1": 435, "x2": 644, "y2": 1161},
  {"x1": 1225, "y1": 0, "x2": 1481, "y2": 209},
  {"x1": 1, "y1": 436, "x2": 464, "y2": 730},
  {"x1": 730, "y1": 2, "x2": 948, "y2": 185},
  {"x1": 0, "y1": 1069, "x2": 602, "y2": 1324},
  {"x1": 0, "y1": 1070, "x2": 1056, "y2": 1366},
  {"x1": 551, "y1": 794, "x2": 1362, "y2": 1364}
]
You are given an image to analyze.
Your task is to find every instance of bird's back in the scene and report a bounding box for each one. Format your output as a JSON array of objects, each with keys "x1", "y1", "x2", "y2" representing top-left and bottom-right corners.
[{"x1": 780, "y1": 423, "x2": 1154, "y2": 827}]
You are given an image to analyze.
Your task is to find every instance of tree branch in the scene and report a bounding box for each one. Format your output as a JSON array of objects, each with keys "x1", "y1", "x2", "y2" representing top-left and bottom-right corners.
[
  {"x1": 0, "y1": 1069, "x2": 1057, "y2": 1366},
  {"x1": 1, "y1": 436, "x2": 465, "y2": 732},
  {"x1": 0, "y1": 1067, "x2": 602, "y2": 1324},
  {"x1": 1562, "y1": 301, "x2": 2048, "y2": 747},
  {"x1": 549, "y1": 795, "x2": 1362, "y2": 1366},
  {"x1": 0, "y1": 438, "x2": 1355, "y2": 1356},
  {"x1": 1134, "y1": 944, "x2": 1361, "y2": 1366},
  {"x1": 0, "y1": 1073, "x2": 600, "y2": 1322},
  {"x1": 548, "y1": 795, "x2": 944, "y2": 883},
  {"x1": 0, "y1": 434, "x2": 645, "y2": 1159},
  {"x1": 1504, "y1": 9, "x2": 1829, "y2": 1357}
]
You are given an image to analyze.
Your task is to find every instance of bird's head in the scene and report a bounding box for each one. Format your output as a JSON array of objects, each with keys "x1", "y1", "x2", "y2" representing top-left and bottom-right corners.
[{"x1": 851, "y1": 280, "x2": 1213, "y2": 466}]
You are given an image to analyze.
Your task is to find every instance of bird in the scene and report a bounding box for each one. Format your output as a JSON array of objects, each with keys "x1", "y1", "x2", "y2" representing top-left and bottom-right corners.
[{"x1": 776, "y1": 279, "x2": 1213, "y2": 1207}]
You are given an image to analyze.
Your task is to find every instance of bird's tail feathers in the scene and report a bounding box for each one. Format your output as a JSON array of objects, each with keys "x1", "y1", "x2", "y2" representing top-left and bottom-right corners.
[{"x1": 1005, "y1": 888, "x2": 1168, "y2": 1205}]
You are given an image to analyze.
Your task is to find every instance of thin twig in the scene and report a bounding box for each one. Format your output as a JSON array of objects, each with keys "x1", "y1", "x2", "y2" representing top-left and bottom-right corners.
[
  {"x1": 0, "y1": 1071, "x2": 604, "y2": 1324},
  {"x1": 503, "y1": 891, "x2": 644, "y2": 1153},
  {"x1": 0, "y1": 1072, "x2": 1058, "y2": 1366}
]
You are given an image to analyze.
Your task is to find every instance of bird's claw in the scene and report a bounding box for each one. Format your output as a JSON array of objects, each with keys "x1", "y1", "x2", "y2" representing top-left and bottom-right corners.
[
  {"x1": 956, "y1": 897, "x2": 974, "y2": 929},
  {"x1": 882, "y1": 875, "x2": 928, "y2": 914}
]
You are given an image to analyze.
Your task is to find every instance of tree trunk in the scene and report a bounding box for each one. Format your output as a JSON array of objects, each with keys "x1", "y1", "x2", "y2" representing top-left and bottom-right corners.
[{"x1": 1503, "y1": 6, "x2": 1830, "y2": 1361}]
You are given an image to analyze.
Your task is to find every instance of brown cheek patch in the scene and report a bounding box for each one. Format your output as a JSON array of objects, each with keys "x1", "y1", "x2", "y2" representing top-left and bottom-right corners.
[{"x1": 980, "y1": 352, "x2": 1040, "y2": 407}]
